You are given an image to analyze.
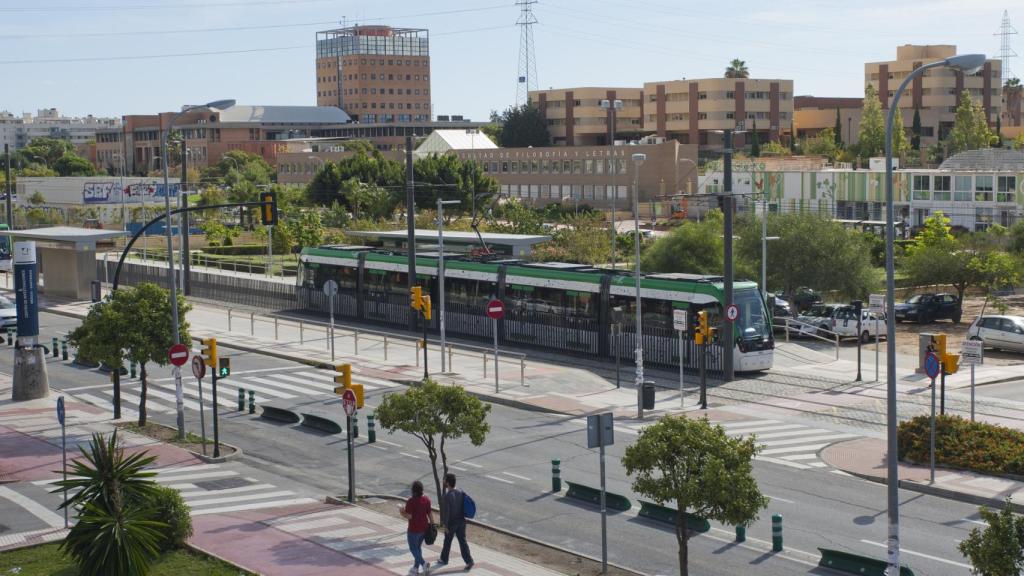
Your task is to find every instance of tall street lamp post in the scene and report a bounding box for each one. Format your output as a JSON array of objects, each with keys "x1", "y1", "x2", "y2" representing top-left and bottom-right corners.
[
  {"x1": 882, "y1": 53, "x2": 984, "y2": 576},
  {"x1": 161, "y1": 99, "x2": 234, "y2": 440},
  {"x1": 631, "y1": 153, "x2": 646, "y2": 419},
  {"x1": 436, "y1": 198, "x2": 460, "y2": 373},
  {"x1": 600, "y1": 99, "x2": 623, "y2": 269}
]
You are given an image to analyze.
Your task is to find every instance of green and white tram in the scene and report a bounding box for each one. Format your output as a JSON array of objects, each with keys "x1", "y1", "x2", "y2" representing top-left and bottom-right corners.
[{"x1": 298, "y1": 246, "x2": 774, "y2": 373}]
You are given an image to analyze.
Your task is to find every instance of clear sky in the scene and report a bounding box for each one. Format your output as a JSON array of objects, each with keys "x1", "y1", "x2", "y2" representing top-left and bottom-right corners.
[{"x1": 0, "y1": 0, "x2": 1012, "y2": 121}]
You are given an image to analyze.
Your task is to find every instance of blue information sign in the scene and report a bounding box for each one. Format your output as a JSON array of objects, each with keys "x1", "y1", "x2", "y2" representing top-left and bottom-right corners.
[
  {"x1": 56, "y1": 396, "x2": 65, "y2": 426},
  {"x1": 13, "y1": 241, "x2": 39, "y2": 342},
  {"x1": 924, "y1": 352, "x2": 941, "y2": 380}
]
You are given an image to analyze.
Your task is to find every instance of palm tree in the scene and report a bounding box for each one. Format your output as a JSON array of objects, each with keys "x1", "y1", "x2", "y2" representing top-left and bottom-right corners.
[
  {"x1": 725, "y1": 59, "x2": 749, "y2": 79},
  {"x1": 1005, "y1": 77, "x2": 1020, "y2": 89}
]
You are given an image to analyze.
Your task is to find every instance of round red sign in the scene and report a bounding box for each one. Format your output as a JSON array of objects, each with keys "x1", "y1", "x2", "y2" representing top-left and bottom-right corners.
[
  {"x1": 168, "y1": 343, "x2": 189, "y2": 367},
  {"x1": 486, "y1": 299, "x2": 505, "y2": 320},
  {"x1": 725, "y1": 304, "x2": 739, "y2": 323},
  {"x1": 342, "y1": 388, "x2": 357, "y2": 417}
]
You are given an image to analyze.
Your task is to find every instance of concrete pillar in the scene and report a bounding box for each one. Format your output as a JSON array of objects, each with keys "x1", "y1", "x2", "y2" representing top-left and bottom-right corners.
[{"x1": 12, "y1": 347, "x2": 49, "y2": 401}]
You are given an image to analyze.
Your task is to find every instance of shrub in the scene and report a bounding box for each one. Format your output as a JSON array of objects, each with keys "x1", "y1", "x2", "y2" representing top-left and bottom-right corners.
[
  {"x1": 200, "y1": 244, "x2": 267, "y2": 256},
  {"x1": 958, "y1": 499, "x2": 1024, "y2": 576},
  {"x1": 147, "y1": 485, "x2": 193, "y2": 550},
  {"x1": 898, "y1": 415, "x2": 1024, "y2": 476}
]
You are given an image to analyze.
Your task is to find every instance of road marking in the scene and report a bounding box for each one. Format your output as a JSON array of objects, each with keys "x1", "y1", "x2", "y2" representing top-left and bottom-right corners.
[
  {"x1": 185, "y1": 490, "x2": 296, "y2": 507},
  {"x1": 755, "y1": 456, "x2": 813, "y2": 470},
  {"x1": 459, "y1": 461, "x2": 483, "y2": 469},
  {"x1": 860, "y1": 539, "x2": 972, "y2": 569},
  {"x1": 177, "y1": 484, "x2": 278, "y2": 498},
  {"x1": 759, "y1": 443, "x2": 833, "y2": 456},
  {"x1": 0, "y1": 486, "x2": 65, "y2": 528},
  {"x1": 267, "y1": 373, "x2": 337, "y2": 393},
  {"x1": 726, "y1": 424, "x2": 806, "y2": 435},
  {"x1": 62, "y1": 383, "x2": 115, "y2": 392},
  {"x1": 748, "y1": 428, "x2": 832, "y2": 440},
  {"x1": 765, "y1": 495, "x2": 795, "y2": 504},
  {"x1": 244, "y1": 375, "x2": 328, "y2": 395},
  {"x1": 720, "y1": 419, "x2": 780, "y2": 430},
  {"x1": 484, "y1": 474, "x2": 515, "y2": 485},
  {"x1": 502, "y1": 472, "x2": 532, "y2": 481},
  {"x1": 217, "y1": 380, "x2": 296, "y2": 399},
  {"x1": 371, "y1": 445, "x2": 389, "y2": 451},
  {"x1": 378, "y1": 440, "x2": 401, "y2": 447},
  {"x1": 190, "y1": 497, "x2": 319, "y2": 516},
  {"x1": 757, "y1": 433, "x2": 856, "y2": 447},
  {"x1": 154, "y1": 471, "x2": 238, "y2": 483},
  {"x1": 779, "y1": 454, "x2": 820, "y2": 461},
  {"x1": 961, "y1": 518, "x2": 987, "y2": 526},
  {"x1": 150, "y1": 463, "x2": 221, "y2": 475},
  {"x1": 415, "y1": 449, "x2": 429, "y2": 456},
  {"x1": 400, "y1": 452, "x2": 418, "y2": 459},
  {"x1": 152, "y1": 366, "x2": 297, "y2": 382},
  {"x1": 448, "y1": 465, "x2": 467, "y2": 472}
]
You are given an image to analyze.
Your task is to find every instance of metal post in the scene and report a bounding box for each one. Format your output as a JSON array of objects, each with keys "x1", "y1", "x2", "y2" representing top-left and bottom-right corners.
[
  {"x1": 161, "y1": 110, "x2": 186, "y2": 442},
  {"x1": 61, "y1": 410, "x2": 67, "y2": 528},
  {"x1": 492, "y1": 318, "x2": 500, "y2": 393},
  {"x1": 772, "y1": 514, "x2": 783, "y2": 552},
  {"x1": 4, "y1": 144, "x2": 12, "y2": 227},
  {"x1": 971, "y1": 364, "x2": 976, "y2": 422},
  {"x1": 761, "y1": 190, "x2": 767, "y2": 295},
  {"x1": 354, "y1": 330, "x2": 359, "y2": 355},
  {"x1": 197, "y1": 376, "x2": 207, "y2": 456},
  {"x1": 856, "y1": 310, "x2": 863, "y2": 382},
  {"x1": 250, "y1": 312, "x2": 254, "y2": 336},
  {"x1": 447, "y1": 345, "x2": 453, "y2": 371},
  {"x1": 520, "y1": 356, "x2": 525, "y2": 386},
  {"x1": 274, "y1": 317, "x2": 279, "y2": 340},
  {"x1": 329, "y1": 292, "x2": 336, "y2": 362},
  {"x1": 615, "y1": 324, "x2": 621, "y2": 388},
  {"x1": 438, "y1": 199, "x2": 445, "y2": 372},
  {"x1": 551, "y1": 458, "x2": 561, "y2": 492},
  {"x1": 876, "y1": 316, "x2": 880, "y2": 382},
  {"x1": 930, "y1": 375, "x2": 936, "y2": 484},
  {"x1": 722, "y1": 129, "x2": 735, "y2": 382},
  {"x1": 300, "y1": 321, "x2": 304, "y2": 344},
  {"x1": 267, "y1": 225, "x2": 273, "y2": 278},
  {"x1": 632, "y1": 153, "x2": 646, "y2": 419},
  {"x1": 212, "y1": 372, "x2": 221, "y2": 458},
  {"x1": 483, "y1": 351, "x2": 487, "y2": 378},
  {"x1": 940, "y1": 365, "x2": 946, "y2": 416},
  {"x1": 181, "y1": 168, "x2": 190, "y2": 296},
  {"x1": 248, "y1": 390, "x2": 255, "y2": 414},
  {"x1": 238, "y1": 387, "x2": 245, "y2": 411},
  {"x1": 599, "y1": 436, "x2": 608, "y2": 576},
  {"x1": 406, "y1": 135, "x2": 417, "y2": 331},
  {"x1": 367, "y1": 413, "x2": 376, "y2": 443},
  {"x1": 347, "y1": 415, "x2": 355, "y2": 502},
  {"x1": 228, "y1": 309, "x2": 232, "y2": 332},
  {"x1": 384, "y1": 335, "x2": 388, "y2": 361},
  {"x1": 422, "y1": 313, "x2": 428, "y2": 380},
  {"x1": 699, "y1": 339, "x2": 707, "y2": 409},
  {"x1": 679, "y1": 330, "x2": 685, "y2": 408}
]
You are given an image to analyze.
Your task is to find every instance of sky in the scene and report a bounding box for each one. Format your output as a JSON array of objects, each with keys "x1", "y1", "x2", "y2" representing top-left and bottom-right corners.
[{"x1": 0, "y1": 0, "x2": 1014, "y2": 121}]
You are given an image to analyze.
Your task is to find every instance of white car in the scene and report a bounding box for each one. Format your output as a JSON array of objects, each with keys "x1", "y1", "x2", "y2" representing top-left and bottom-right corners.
[
  {"x1": 967, "y1": 315, "x2": 1024, "y2": 353},
  {"x1": 789, "y1": 303, "x2": 843, "y2": 337},
  {"x1": 0, "y1": 295, "x2": 15, "y2": 328},
  {"x1": 830, "y1": 307, "x2": 887, "y2": 342}
]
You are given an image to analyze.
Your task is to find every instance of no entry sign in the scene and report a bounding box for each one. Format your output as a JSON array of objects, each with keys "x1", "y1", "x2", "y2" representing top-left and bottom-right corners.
[
  {"x1": 487, "y1": 299, "x2": 505, "y2": 320},
  {"x1": 342, "y1": 388, "x2": 357, "y2": 417},
  {"x1": 168, "y1": 343, "x2": 189, "y2": 366}
]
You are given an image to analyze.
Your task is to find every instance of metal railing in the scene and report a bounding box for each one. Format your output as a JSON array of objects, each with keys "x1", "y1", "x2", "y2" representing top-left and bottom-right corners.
[
  {"x1": 782, "y1": 317, "x2": 841, "y2": 360},
  {"x1": 223, "y1": 307, "x2": 529, "y2": 386}
]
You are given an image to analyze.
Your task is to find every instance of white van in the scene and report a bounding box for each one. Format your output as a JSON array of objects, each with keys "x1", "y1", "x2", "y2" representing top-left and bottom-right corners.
[{"x1": 831, "y1": 306, "x2": 887, "y2": 342}]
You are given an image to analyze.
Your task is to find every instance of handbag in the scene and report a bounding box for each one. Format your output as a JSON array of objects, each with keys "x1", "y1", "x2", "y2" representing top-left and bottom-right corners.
[{"x1": 425, "y1": 523, "x2": 438, "y2": 545}]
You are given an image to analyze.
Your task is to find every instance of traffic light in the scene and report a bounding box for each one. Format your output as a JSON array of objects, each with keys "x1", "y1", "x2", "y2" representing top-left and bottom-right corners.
[
  {"x1": 422, "y1": 295, "x2": 432, "y2": 321},
  {"x1": 201, "y1": 337, "x2": 218, "y2": 368},
  {"x1": 334, "y1": 363, "x2": 352, "y2": 390},
  {"x1": 259, "y1": 191, "x2": 278, "y2": 226},
  {"x1": 410, "y1": 286, "x2": 423, "y2": 311},
  {"x1": 943, "y1": 353, "x2": 959, "y2": 375},
  {"x1": 351, "y1": 383, "x2": 365, "y2": 408},
  {"x1": 698, "y1": 311, "x2": 709, "y2": 339},
  {"x1": 218, "y1": 357, "x2": 231, "y2": 378}
]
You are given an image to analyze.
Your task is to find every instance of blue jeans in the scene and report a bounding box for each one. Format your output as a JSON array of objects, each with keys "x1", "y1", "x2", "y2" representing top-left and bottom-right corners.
[
  {"x1": 440, "y1": 521, "x2": 473, "y2": 565},
  {"x1": 407, "y1": 531, "x2": 426, "y2": 568}
]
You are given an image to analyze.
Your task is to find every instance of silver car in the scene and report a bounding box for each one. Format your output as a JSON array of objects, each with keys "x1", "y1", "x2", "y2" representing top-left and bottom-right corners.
[
  {"x1": 0, "y1": 296, "x2": 15, "y2": 328},
  {"x1": 967, "y1": 315, "x2": 1024, "y2": 353}
]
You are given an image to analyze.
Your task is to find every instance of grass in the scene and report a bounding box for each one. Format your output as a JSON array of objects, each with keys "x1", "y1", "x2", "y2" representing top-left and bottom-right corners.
[
  {"x1": 0, "y1": 543, "x2": 251, "y2": 576},
  {"x1": 121, "y1": 422, "x2": 212, "y2": 446}
]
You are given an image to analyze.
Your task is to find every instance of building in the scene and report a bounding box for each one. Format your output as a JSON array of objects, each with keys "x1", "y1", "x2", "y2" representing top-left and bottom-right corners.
[
  {"x1": 0, "y1": 108, "x2": 119, "y2": 151},
  {"x1": 94, "y1": 105, "x2": 351, "y2": 176},
  {"x1": 315, "y1": 25, "x2": 431, "y2": 123},
  {"x1": 276, "y1": 138, "x2": 404, "y2": 185},
  {"x1": 529, "y1": 79, "x2": 794, "y2": 152},
  {"x1": 1003, "y1": 81, "x2": 1022, "y2": 129},
  {"x1": 15, "y1": 176, "x2": 181, "y2": 226},
  {"x1": 414, "y1": 129, "x2": 497, "y2": 157},
  {"x1": 530, "y1": 87, "x2": 643, "y2": 146},
  {"x1": 793, "y1": 96, "x2": 863, "y2": 144},
  {"x1": 865, "y1": 45, "x2": 1002, "y2": 147},
  {"x1": 452, "y1": 140, "x2": 698, "y2": 217}
]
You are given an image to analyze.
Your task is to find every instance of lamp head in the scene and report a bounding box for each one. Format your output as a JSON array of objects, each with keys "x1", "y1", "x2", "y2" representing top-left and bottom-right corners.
[
  {"x1": 599, "y1": 99, "x2": 624, "y2": 110},
  {"x1": 206, "y1": 99, "x2": 236, "y2": 110},
  {"x1": 631, "y1": 153, "x2": 646, "y2": 166},
  {"x1": 944, "y1": 54, "x2": 986, "y2": 75}
]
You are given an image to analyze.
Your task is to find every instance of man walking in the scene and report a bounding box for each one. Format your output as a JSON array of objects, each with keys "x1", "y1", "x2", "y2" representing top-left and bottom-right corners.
[{"x1": 436, "y1": 473, "x2": 474, "y2": 570}]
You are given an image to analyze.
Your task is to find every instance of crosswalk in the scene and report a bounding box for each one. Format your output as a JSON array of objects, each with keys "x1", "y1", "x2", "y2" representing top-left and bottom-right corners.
[
  {"x1": 72, "y1": 367, "x2": 401, "y2": 417},
  {"x1": 580, "y1": 416, "x2": 857, "y2": 470},
  {"x1": 32, "y1": 462, "x2": 319, "y2": 516}
]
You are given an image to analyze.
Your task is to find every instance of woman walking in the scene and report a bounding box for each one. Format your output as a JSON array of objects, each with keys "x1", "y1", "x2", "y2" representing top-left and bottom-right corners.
[{"x1": 400, "y1": 480, "x2": 434, "y2": 575}]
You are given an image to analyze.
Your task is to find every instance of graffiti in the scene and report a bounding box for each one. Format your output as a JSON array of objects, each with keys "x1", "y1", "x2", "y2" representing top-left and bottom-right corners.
[{"x1": 82, "y1": 182, "x2": 180, "y2": 204}]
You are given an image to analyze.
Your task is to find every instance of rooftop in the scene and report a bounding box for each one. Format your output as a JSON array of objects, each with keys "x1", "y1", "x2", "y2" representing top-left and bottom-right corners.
[
  {"x1": 345, "y1": 229, "x2": 551, "y2": 246},
  {"x1": 939, "y1": 149, "x2": 1024, "y2": 172},
  {"x1": 217, "y1": 105, "x2": 350, "y2": 125}
]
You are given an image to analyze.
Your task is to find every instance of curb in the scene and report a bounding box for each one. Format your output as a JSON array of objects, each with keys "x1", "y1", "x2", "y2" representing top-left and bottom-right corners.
[
  {"x1": 185, "y1": 541, "x2": 262, "y2": 575},
  {"x1": 840, "y1": 468, "x2": 1024, "y2": 514},
  {"x1": 114, "y1": 421, "x2": 243, "y2": 464},
  {"x1": 341, "y1": 493, "x2": 649, "y2": 576}
]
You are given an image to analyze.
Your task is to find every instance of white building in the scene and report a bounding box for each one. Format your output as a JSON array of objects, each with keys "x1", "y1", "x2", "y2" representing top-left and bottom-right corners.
[{"x1": 0, "y1": 109, "x2": 120, "y2": 151}]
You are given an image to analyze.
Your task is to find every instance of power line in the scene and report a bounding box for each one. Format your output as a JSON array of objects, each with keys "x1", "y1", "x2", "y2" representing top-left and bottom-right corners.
[{"x1": 0, "y1": 0, "x2": 336, "y2": 12}]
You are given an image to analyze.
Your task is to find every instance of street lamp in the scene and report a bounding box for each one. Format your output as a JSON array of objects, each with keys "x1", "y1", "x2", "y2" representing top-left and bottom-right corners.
[
  {"x1": 631, "y1": 152, "x2": 646, "y2": 419},
  {"x1": 600, "y1": 99, "x2": 623, "y2": 269},
  {"x1": 709, "y1": 128, "x2": 747, "y2": 382},
  {"x1": 436, "y1": 199, "x2": 460, "y2": 373},
  {"x1": 161, "y1": 98, "x2": 234, "y2": 440},
  {"x1": 882, "y1": 52, "x2": 984, "y2": 576}
]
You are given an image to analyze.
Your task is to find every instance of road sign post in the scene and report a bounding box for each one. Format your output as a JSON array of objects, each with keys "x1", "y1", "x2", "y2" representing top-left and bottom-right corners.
[
  {"x1": 191, "y1": 355, "x2": 207, "y2": 455},
  {"x1": 168, "y1": 343, "x2": 188, "y2": 440},
  {"x1": 673, "y1": 309, "x2": 688, "y2": 408},
  {"x1": 487, "y1": 299, "x2": 504, "y2": 394},
  {"x1": 869, "y1": 294, "x2": 884, "y2": 382},
  {"x1": 57, "y1": 396, "x2": 67, "y2": 528},
  {"x1": 343, "y1": 388, "x2": 357, "y2": 503},
  {"x1": 587, "y1": 412, "x2": 614, "y2": 576},
  {"x1": 960, "y1": 339, "x2": 983, "y2": 421},
  {"x1": 324, "y1": 280, "x2": 338, "y2": 362},
  {"x1": 925, "y1": 351, "x2": 940, "y2": 484}
]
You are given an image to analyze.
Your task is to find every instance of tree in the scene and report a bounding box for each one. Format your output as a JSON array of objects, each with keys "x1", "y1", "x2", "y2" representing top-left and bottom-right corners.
[
  {"x1": 54, "y1": 431, "x2": 166, "y2": 576},
  {"x1": 414, "y1": 154, "x2": 498, "y2": 216},
  {"x1": 533, "y1": 212, "x2": 611, "y2": 265},
  {"x1": 491, "y1": 198, "x2": 544, "y2": 235},
  {"x1": 948, "y1": 89, "x2": 994, "y2": 154},
  {"x1": 287, "y1": 210, "x2": 325, "y2": 250},
  {"x1": 69, "y1": 298, "x2": 128, "y2": 419},
  {"x1": 496, "y1": 103, "x2": 550, "y2": 148},
  {"x1": 622, "y1": 416, "x2": 768, "y2": 576},
  {"x1": 891, "y1": 108, "x2": 911, "y2": 161},
  {"x1": 54, "y1": 153, "x2": 98, "y2": 177},
  {"x1": 643, "y1": 213, "x2": 725, "y2": 275},
  {"x1": 857, "y1": 84, "x2": 886, "y2": 159},
  {"x1": 834, "y1": 108, "x2": 842, "y2": 148},
  {"x1": 749, "y1": 120, "x2": 760, "y2": 157},
  {"x1": 375, "y1": 380, "x2": 491, "y2": 515},
  {"x1": 803, "y1": 128, "x2": 839, "y2": 159},
  {"x1": 995, "y1": 116, "x2": 1002, "y2": 147},
  {"x1": 305, "y1": 149, "x2": 404, "y2": 207},
  {"x1": 724, "y1": 59, "x2": 749, "y2": 78},
  {"x1": 341, "y1": 179, "x2": 398, "y2": 220},
  {"x1": 759, "y1": 140, "x2": 791, "y2": 157},
  {"x1": 911, "y1": 107, "x2": 922, "y2": 151},
  {"x1": 1015, "y1": 132, "x2": 1024, "y2": 151},
  {"x1": 958, "y1": 500, "x2": 1024, "y2": 576}
]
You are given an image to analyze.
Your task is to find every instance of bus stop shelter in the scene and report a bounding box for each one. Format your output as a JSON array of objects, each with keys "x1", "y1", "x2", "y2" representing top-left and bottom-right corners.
[{"x1": 3, "y1": 226, "x2": 127, "y2": 300}]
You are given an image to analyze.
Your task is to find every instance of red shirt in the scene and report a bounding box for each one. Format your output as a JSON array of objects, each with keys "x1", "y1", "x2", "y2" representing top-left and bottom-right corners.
[{"x1": 404, "y1": 495, "x2": 431, "y2": 533}]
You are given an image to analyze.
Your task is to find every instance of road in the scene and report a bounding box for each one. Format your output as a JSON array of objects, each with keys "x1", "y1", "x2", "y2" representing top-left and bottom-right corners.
[{"x1": 9, "y1": 310, "x2": 988, "y2": 575}]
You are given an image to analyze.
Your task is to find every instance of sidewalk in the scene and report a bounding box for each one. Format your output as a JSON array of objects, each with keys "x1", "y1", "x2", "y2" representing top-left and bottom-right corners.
[{"x1": 822, "y1": 437, "x2": 1024, "y2": 512}]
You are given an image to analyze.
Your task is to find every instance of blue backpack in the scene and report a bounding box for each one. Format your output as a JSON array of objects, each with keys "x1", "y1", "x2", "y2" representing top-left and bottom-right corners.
[{"x1": 462, "y1": 492, "x2": 476, "y2": 519}]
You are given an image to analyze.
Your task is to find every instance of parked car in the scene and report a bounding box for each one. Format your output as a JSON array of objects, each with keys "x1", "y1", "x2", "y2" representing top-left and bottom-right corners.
[
  {"x1": 789, "y1": 303, "x2": 844, "y2": 337},
  {"x1": 0, "y1": 296, "x2": 14, "y2": 328},
  {"x1": 893, "y1": 293, "x2": 962, "y2": 324},
  {"x1": 767, "y1": 293, "x2": 792, "y2": 319},
  {"x1": 783, "y1": 287, "x2": 822, "y2": 314},
  {"x1": 967, "y1": 315, "x2": 1024, "y2": 352},
  {"x1": 830, "y1": 306, "x2": 888, "y2": 342}
]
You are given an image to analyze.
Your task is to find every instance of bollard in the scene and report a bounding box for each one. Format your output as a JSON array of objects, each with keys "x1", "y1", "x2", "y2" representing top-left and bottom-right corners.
[
  {"x1": 383, "y1": 335, "x2": 388, "y2": 361},
  {"x1": 248, "y1": 390, "x2": 255, "y2": 414},
  {"x1": 448, "y1": 345, "x2": 453, "y2": 371},
  {"x1": 551, "y1": 459, "x2": 561, "y2": 492},
  {"x1": 7, "y1": 328, "x2": 13, "y2": 346},
  {"x1": 237, "y1": 388, "x2": 245, "y2": 411},
  {"x1": 250, "y1": 312, "x2": 255, "y2": 336},
  {"x1": 274, "y1": 317, "x2": 279, "y2": 340},
  {"x1": 227, "y1": 309, "x2": 233, "y2": 332},
  {"x1": 354, "y1": 331, "x2": 359, "y2": 355},
  {"x1": 130, "y1": 361, "x2": 137, "y2": 379},
  {"x1": 367, "y1": 414, "x2": 376, "y2": 443},
  {"x1": 521, "y1": 357, "x2": 526, "y2": 386},
  {"x1": 352, "y1": 414, "x2": 359, "y2": 438},
  {"x1": 736, "y1": 525, "x2": 746, "y2": 543},
  {"x1": 771, "y1": 513, "x2": 783, "y2": 552},
  {"x1": 61, "y1": 337, "x2": 68, "y2": 360},
  {"x1": 51, "y1": 337, "x2": 58, "y2": 357},
  {"x1": 300, "y1": 321, "x2": 305, "y2": 344},
  {"x1": 483, "y1": 351, "x2": 488, "y2": 378}
]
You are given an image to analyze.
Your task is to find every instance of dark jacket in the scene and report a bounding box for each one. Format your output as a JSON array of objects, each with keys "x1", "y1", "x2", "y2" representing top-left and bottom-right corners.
[{"x1": 442, "y1": 488, "x2": 465, "y2": 527}]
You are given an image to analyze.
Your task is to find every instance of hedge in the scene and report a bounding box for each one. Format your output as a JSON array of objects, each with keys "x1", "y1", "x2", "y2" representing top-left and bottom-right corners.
[
  {"x1": 898, "y1": 414, "x2": 1024, "y2": 477},
  {"x1": 200, "y1": 244, "x2": 267, "y2": 256}
]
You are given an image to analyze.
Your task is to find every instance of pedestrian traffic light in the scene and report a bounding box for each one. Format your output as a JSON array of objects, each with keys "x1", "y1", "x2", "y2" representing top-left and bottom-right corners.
[
  {"x1": 943, "y1": 353, "x2": 959, "y2": 375},
  {"x1": 410, "y1": 286, "x2": 423, "y2": 310},
  {"x1": 334, "y1": 363, "x2": 351, "y2": 389},
  {"x1": 259, "y1": 191, "x2": 278, "y2": 226},
  {"x1": 698, "y1": 311, "x2": 709, "y2": 339},
  {"x1": 201, "y1": 337, "x2": 217, "y2": 368},
  {"x1": 422, "y1": 295, "x2": 432, "y2": 321},
  {"x1": 218, "y1": 357, "x2": 231, "y2": 378}
]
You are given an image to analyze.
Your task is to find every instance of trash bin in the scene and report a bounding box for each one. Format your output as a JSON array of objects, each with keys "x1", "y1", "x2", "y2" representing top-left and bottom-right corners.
[
  {"x1": 642, "y1": 381, "x2": 656, "y2": 410},
  {"x1": 90, "y1": 280, "x2": 101, "y2": 303}
]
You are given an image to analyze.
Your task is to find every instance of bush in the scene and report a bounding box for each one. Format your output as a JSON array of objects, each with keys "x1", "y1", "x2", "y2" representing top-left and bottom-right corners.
[
  {"x1": 148, "y1": 485, "x2": 193, "y2": 551},
  {"x1": 898, "y1": 415, "x2": 1024, "y2": 476},
  {"x1": 958, "y1": 499, "x2": 1024, "y2": 576},
  {"x1": 200, "y1": 244, "x2": 267, "y2": 256}
]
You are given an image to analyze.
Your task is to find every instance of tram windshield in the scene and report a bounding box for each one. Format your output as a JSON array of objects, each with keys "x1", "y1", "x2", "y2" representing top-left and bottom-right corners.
[{"x1": 735, "y1": 288, "x2": 771, "y2": 341}]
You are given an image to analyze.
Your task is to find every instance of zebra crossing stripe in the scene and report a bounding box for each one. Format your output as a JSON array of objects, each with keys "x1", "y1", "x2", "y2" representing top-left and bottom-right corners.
[
  {"x1": 243, "y1": 375, "x2": 326, "y2": 395},
  {"x1": 759, "y1": 443, "x2": 834, "y2": 456},
  {"x1": 131, "y1": 387, "x2": 201, "y2": 412},
  {"x1": 747, "y1": 428, "x2": 832, "y2": 440},
  {"x1": 725, "y1": 424, "x2": 805, "y2": 435},
  {"x1": 268, "y1": 373, "x2": 338, "y2": 393},
  {"x1": 190, "y1": 497, "x2": 319, "y2": 516},
  {"x1": 184, "y1": 490, "x2": 297, "y2": 507},
  {"x1": 150, "y1": 464, "x2": 222, "y2": 476},
  {"x1": 150, "y1": 380, "x2": 235, "y2": 408},
  {"x1": 177, "y1": 484, "x2": 278, "y2": 499},
  {"x1": 757, "y1": 433, "x2": 856, "y2": 448},
  {"x1": 218, "y1": 380, "x2": 296, "y2": 399},
  {"x1": 153, "y1": 470, "x2": 238, "y2": 483},
  {"x1": 118, "y1": 390, "x2": 175, "y2": 414},
  {"x1": 295, "y1": 370, "x2": 379, "y2": 390}
]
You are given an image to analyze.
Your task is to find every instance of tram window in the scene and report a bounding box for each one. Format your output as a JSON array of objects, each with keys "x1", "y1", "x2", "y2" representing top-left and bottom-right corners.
[
  {"x1": 564, "y1": 290, "x2": 598, "y2": 317},
  {"x1": 507, "y1": 284, "x2": 563, "y2": 314}
]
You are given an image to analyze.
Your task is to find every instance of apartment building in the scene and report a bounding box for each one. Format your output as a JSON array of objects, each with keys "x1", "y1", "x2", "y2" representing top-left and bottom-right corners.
[
  {"x1": 531, "y1": 87, "x2": 644, "y2": 146},
  {"x1": 865, "y1": 45, "x2": 1002, "y2": 146},
  {"x1": 793, "y1": 96, "x2": 863, "y2": 143},
  {"x1": 315, "y1": 25, "x2": 431, "y2": 123},
  {"x1": 0, "y1": 108, "x2": 119, "y2": 151},
  {"x1": 93, "y1": 105, "x2": 351, "y2": 176}
]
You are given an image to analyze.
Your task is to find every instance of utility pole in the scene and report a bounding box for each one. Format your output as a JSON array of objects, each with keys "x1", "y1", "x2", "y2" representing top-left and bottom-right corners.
[
  {"x1": 406, "y1": 135, "x2": 417, "y2": 331},
  {"x1": 722, "y1": 130, "x2": 735, "y2": 382},
  {"x1": 180, "y1": 144, "x2": 190, "y2": 295},
  {"x1": 4, "y1": 144, "x2": 11, "y2": 228},
  {"x1": 437, "y1": 198, "x2": 460, "y2": 373}
]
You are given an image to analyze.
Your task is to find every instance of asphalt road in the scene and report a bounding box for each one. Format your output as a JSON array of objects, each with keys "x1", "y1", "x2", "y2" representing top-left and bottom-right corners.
[{"x1": 16, "y1": 310, "x2": 986, "y2": 575}]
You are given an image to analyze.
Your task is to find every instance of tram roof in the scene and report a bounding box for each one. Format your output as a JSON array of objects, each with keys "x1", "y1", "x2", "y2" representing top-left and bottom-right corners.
[{"x1": 344, "y1": 229, "x2": 551, "y2": 247}]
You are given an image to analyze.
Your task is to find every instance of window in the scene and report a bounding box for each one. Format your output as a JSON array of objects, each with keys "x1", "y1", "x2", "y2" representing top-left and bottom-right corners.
[
  {"x1": 976, "y1": 207, "x2": 994, "y2": 229},
  {"x1": 954, "y1": 175, "x2": 972, "y2": 201},
  {"x1": 998, "y1": 176, "x2": 1016, "y2": 203},
  {"x1": 912, "y1": 175, "x2": 930, "y2": 200},
  {"x1": 698, "y1": 92, "x2": 708, "y2": 100},
  {"x1": 725, "y1": 91, "x2": 735, "y2": 99},
  {"x1": 933, "y1": 175, "x2": 951, "y2": 201},
  {"x1": 975, "y1": 175, "x2": 993, "y2": 202},
  {"x1": 725, "y1": 112, "x2": 735, "y2": 119},
  {"x1": 584, "y1": 159, "x2": 594, "y2": 174}
]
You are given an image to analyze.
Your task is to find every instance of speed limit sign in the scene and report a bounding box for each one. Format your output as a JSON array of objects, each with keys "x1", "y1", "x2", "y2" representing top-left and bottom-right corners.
[{"x1": 726, "y1": 304, "x2": 739, "y2": 322}]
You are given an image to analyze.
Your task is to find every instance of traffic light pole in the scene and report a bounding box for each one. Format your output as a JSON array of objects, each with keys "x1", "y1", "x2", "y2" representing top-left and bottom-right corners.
[
  {"x1": 722, "y1": 129, "x2": 735, "y2": 383},
  {"x1": 212, "y1": 371, "x2": 221, "y2": 458},
  {"x1": 422, "y1": 311, "x2": 429, "y2": 381}
]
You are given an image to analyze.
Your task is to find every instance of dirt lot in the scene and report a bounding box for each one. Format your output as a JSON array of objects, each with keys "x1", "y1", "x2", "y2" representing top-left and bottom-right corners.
[{"x1": 889, "y1": 295, "x2": 1024, "y2": 366}]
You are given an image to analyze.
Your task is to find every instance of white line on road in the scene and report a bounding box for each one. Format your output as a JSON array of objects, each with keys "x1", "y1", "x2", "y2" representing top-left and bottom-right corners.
[
  {"x1": 860, "y1": 539, "x2": 972, "y2": 569},
  {"x1": 152, "y1": 367, "x2": 298, "y2": 382},
  {"x1": 765, "y1": 495, "x2": 795, "y2": 504},
  {"x1": 484, "y1": 474, "x2": 515, "y2": 485},
  {"x1": 961, "y1": 518, "x2": 987, "y2": 526},
  {"x1": 400, "y1": 452, "x2": 418, "y2": 459},
  {"x1": 415, "y1": 449, "x2": 429, "y2": 456},
  {"x1": 190, "y1": 497, "x2": 319, "y2": 516},
  {"x1": 371, "y1": 445, "x2": 389, "y2": 451},
  {"x1": 502, "y1": 472, "x2": 532, "y2": 481},
  {"x1": 459, "y1": 461, "x2": 483, "y2": 469},
  {"x1": 448, "y1": 465, "x2": 467, "y2": 472},
  {"x1": 0, "y1": 486, "x2": 65, "y2": 528},
  {"x1": 61, "y1": 384, "x2": 115, "y2": 392},
  {"x1": 378, "y1": 440, "x2": 401, "y2": 447}
]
